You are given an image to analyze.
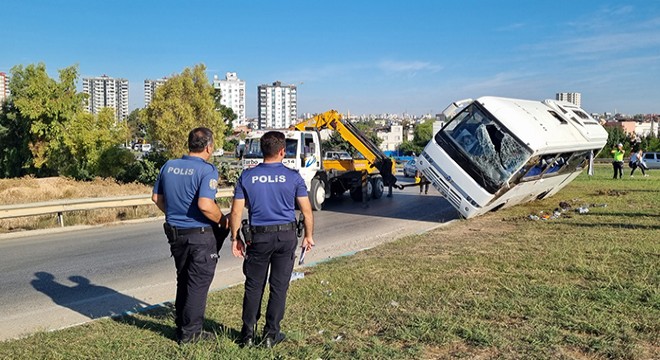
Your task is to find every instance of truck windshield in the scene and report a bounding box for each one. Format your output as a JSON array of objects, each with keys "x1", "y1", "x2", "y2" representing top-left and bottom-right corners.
[
  {"x1": 244, "y1": 138, "x2": 298, "y2": 159},
  {"x1": 436, "y1": 103, "x2": 532, "y2": 193}
]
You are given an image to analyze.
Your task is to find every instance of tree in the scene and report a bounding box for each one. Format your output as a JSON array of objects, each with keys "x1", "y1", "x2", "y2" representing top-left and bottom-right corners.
[
  {"x1": 0, "y1": 101, "x2": 32, "y2": 177},
  {"x1": 0, "y1": 63, "x2": 86, "y2": 177},
  {"x1": 61, "y1": 108, "x2": 127, "y2": 179},
  {"x1": 126, "y1": 108, "x2": 146, "y2": 143},
  {"x1": 397, "y1": 140, "x2": 419, "y2": 156},
  {"x1": 143, "y1": 64, "x2": 226, "y2": 157},
  {"x1": 354, "y1": 121, "x2": 383, "y2": 148},
  {"x1": 413, "y1": 119, "x2": 434, "y2": 148},
  {"x1": 601, "y1": 126, "x2": 630, "y2": 157},
  {"x1": 397, "y1": 119, "x2": 435, "y2": 156}
]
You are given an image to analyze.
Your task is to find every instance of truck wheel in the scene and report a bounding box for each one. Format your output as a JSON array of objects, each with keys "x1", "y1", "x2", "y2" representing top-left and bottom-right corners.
[
  {"x1": 310, "y1": 178, "x2": 325, "y2": 211},
  {"x1": 371, "y1": 176, "x2": 384, "y2": 199},
  {"x1": 349, "y1": 180, "x2": 372, "y2": 202}
]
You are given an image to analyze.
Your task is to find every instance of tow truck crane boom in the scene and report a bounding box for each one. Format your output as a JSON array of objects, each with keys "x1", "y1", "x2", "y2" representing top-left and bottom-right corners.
[{"x1": 293, "y1": 110, "x2": 398, "y2": 188}]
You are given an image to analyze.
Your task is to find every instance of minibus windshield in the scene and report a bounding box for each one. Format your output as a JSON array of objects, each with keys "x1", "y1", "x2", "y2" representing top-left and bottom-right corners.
[{"x1": 436, "y1": 104, "x2": 532, "y2": 192}]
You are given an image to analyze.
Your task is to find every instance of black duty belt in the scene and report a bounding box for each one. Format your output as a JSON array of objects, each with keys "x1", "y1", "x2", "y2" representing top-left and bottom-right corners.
[
  {"x1": 175, "y1": 226, "x2": 213, "y2": 235},
  {"x1": 251, "y1": 222, "x2": 296, "y2": 233}
]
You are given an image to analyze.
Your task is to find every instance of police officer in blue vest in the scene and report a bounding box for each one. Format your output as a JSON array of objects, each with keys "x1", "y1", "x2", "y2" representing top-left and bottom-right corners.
[
  {"x1": 230, "y1": 130, "x2": 315, "y2": 348},
  {"x1": 152, "y1": 127, "x2": 229, "y2": 344}
]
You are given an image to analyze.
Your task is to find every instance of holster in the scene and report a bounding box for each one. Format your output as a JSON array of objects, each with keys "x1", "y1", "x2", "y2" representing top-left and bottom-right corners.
[
  {"x1": 239, "y1": 219, "x2": 253, "y2": 246},
  {"x1": 163, "y1": 223, "x2": 176, "y2": 244},
  {"x1": 296, "y1": 213, "x2": 305, "y2": 238}
]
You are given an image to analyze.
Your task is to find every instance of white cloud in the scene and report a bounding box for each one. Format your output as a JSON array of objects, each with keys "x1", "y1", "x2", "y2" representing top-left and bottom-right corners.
[
  {"x1": 377, "y1": 60, "x2": 442, "y2": 73},
  {"x1": 280, "y1": 59, "x2": 442, "y2": 83},
  {"x1": 279, "y1": 62, "x2": 368, "y2": 83}
]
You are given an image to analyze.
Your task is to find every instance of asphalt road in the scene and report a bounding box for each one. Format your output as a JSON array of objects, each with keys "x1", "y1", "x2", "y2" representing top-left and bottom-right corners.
[{"x1": 0, "y1": 176, "x2": 459, "y2": 341}]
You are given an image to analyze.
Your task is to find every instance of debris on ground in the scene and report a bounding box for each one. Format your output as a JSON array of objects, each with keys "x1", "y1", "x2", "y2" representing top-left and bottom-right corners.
[
  {"x1": 525, "y1": 200, "x2": 607, "y2": 220},
  {"x1": 290, "y1": 272, "x2": 305, "y2": 282}
]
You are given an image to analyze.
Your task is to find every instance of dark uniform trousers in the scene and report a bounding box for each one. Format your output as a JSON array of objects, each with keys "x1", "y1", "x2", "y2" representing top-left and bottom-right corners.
[
  {"x1": 169, "y1": 230, "x2": 218, "y2": 339},
  {"x1": 241, "y1": 229, "x2": 297, "y2": 338}
]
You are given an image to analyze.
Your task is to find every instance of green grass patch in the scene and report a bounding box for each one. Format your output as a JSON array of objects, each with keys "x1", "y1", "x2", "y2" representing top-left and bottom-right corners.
[{"x1": 1, "y1": 165, "x2": 658, "y2": 359}]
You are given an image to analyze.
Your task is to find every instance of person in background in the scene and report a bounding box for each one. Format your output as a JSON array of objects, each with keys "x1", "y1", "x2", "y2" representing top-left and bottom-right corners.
[
  {"x1": 611, "y1": 143, "x2": 625, "y2": 179},
  {"x1": 415, "y1": 169, "x2": 429, "y2": 195},
  {"x1": 630, "y1": 148, "x2": 649, "y2": 177}
]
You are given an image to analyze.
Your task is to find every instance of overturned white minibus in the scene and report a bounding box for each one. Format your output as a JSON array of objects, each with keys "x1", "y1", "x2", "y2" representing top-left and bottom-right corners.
[{"x1": 417, "y1": 96, "x2": 608, "y2": 218}]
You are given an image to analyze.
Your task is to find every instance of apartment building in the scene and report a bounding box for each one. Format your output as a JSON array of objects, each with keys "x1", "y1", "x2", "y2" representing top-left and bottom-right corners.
[
  {"x1": 0, "y1": 72, "x2": 8, "y2": 103},
  {"x1": 82, "y1": 75, "x2": 129, "y2": 121},
  {"x1": 144, "y1": 78, "x2": 167, "y2": 107},
  {"x1": 213, "y1": 72, "x2": 246, "y2": 126},
  {"x1": 377, "y1": 125, "x2": 404, "y2": 151},
  {"x1": 257, "y1": 81, "x2": 297, "y2": 129},
  {"x1": 556, "y1": 92, "x2": 582, "y2": 107}
]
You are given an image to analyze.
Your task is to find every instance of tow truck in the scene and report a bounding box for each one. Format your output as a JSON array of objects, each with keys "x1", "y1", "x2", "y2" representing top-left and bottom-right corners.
[{"x1": 241, "y1": 110, "x2": 398, "y2": 210}]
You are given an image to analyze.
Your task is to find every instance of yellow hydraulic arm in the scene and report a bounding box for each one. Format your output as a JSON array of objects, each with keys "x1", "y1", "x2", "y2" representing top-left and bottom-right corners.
[{"x1": 294, "y1": 110, "x2": 398, "y2": 187}]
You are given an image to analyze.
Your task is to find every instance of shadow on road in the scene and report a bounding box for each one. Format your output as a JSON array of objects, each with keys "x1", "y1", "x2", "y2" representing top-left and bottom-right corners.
[
  {"x1": 30, "y1": 272, "x2": 150, "y2": 319},
  {"x1": 321, "y1": 191, "x2": 460, "y2": 223},
  {"x1": 317, "y1": 175, "x2": 460, "y2": 223}
]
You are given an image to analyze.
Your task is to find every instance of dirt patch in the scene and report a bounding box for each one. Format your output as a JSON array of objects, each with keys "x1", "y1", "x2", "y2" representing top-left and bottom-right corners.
[
  {"x1": 555, "y1": 346, "x2": 610, "y2": 359},
  {"x1": 595, "y1": 189, "x2": 628, "y2": 196},
  {"x1": 422, "y1": 341, "x2": 498, "y2": 359},
  {"x1": 435, "y1": 213, "x2": 515, "y2": 241}
]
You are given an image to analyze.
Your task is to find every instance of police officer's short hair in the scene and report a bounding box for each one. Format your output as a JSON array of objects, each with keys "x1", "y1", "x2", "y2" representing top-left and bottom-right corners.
[
  {"x1": 261, "y1": 131, "x2": 285, "y2": 158},
  {"x1": 188, "y1": 127, "x2": 214, "y2": 153}
]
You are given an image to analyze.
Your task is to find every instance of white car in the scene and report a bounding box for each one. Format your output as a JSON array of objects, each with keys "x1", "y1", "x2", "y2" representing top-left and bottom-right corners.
[
  {"x1": 141, "y1": 144, "x2": 152, "y2": 152},
  {"x1": 403, "y1": 159, "x2": 417, "y2": 177},
  {"x1": 643, "y1": 152, "x2": 660, "y2": 169},
  {"x1": 213, "y1": 148, "x2": 224, "y2": 157}
]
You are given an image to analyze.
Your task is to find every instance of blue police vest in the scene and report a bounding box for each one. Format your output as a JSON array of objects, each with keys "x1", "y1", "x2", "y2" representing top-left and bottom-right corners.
[
  {"x1": 153, "y1": 155, "x2": 219, "y2": 228},
  {"x1": 234, "y1": 163, "x2": 307, "y2": 226}
]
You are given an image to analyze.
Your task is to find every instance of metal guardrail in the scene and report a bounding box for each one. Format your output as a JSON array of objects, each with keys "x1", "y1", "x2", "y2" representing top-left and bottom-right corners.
[{"x1": 0, "y1": 188, "x2": 234, "y2": 227}]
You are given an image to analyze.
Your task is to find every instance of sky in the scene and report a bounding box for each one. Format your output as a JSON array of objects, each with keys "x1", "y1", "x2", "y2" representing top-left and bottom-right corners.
[{"x1": 2, "y1": 0, "x2": 659, "y2": 118}]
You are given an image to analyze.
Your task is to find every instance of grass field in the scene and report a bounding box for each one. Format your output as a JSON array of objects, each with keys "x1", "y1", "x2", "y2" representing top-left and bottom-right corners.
[{"x1": 0, "y1": 165, "x2": 658, "y2": 359}]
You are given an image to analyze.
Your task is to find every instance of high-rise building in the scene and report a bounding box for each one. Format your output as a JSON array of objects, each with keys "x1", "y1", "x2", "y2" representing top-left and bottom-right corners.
[
  {"x1": 257, "y1": 81, "x2": 297, "y2": 129},
  {"x1": 556, "y1": 92, "x2": 582, "y2": 107},
  {"x1": 213, "y1": 72, "x2": 246, "y2": 126},
  {"x1": 82, "y1": 75, "x2": 129, "y2": 121},
  {"x1": 0, "y1": 72, "x2": 9, "y2": 103},
  {"x1": 144, "y1": 78, "x2": 167, "y2": 107}
]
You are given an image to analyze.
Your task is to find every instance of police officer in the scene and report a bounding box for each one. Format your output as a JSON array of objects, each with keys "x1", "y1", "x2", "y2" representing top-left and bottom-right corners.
[
  {"x1": 230, "y1": 130, "x2": 315, "y2": 348},
  {"x1": 152, "y1": 127, "x2": 229, "y2": 344}
]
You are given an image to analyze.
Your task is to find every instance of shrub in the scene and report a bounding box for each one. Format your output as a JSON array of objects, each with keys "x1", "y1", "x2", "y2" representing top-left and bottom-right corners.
[
  {"x1": 219, "y1": 162, "x2": 241, "y2": 186},
  {"x1": 117, "y1": 159, "x2": 159, "y2": 185},
  {"x1": 97, "y1": 147, "x2": 137, "y2": 179}
]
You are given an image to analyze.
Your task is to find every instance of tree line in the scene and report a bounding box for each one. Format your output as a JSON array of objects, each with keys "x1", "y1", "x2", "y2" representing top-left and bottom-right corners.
[
  {"x1": 0, "y1": 63, "x2": 235, "y2": 184},
  {"x1": 601, "y1": 126, "x2": 659, "y2": 157}
]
